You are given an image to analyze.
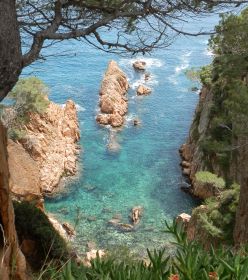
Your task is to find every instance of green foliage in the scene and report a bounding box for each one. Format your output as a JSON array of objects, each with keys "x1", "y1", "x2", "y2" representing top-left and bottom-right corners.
[
  {"x1": 39, "y1": 219, "x2": 248, "y2": 280},
  {"x1": 8, "y1": 128, "x2": 26, "y2": 141},
  {"x1": 196, "y1": 183, "x2": 240, "y2": 241},
  {"x1": 185, "y1": 64, "x2": 213, "y2": 87},
  {"x1": 199, "y1": 65, "x2": 213, "y2": 87},
  {"x1": 0, "y1": 77, "x2": 49, "y2": 140},
  {"x1": 13, "y1": 201, "x2": 68, "y2": 269},
  {"x1": 195, "y1": 8, "x2": 248, "y2": 176},
  {"x1": 10, "y1": 77, "x2": 49, "y2": 114},
  {"x1": 195, "y1": 171, "x2": 225, "y2": 189}
]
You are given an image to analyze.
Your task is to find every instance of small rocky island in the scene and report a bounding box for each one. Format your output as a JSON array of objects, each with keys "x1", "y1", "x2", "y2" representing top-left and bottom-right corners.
[{"x1": 96, "y1": 60, "x2": 129, "y2": 127}]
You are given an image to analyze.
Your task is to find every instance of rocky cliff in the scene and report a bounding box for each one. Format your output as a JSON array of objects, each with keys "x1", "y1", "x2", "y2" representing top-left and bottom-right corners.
[
  {"x1": 96, "y1": 60, "x2": 129, "y2": 127},
  {"x1": 8, "y1": 99, "x2": 80, "y2": 202},
  {"x1": 180, "y1": 87, "x2": 214, "y2": 195}
]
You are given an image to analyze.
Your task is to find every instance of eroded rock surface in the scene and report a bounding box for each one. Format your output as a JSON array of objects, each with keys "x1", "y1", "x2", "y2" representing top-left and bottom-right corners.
[
  {"x1": 133, "y1": 60, "x2": 146, "y2": 71},
  {"x1": 137, "y1": 85, "x2": 151, "y2": 95},
  {"x1": 8, "y1": 99, "x2": 80, "y2": 197},
  {"x1": 97, "y1": 60, "x2": 129, "y2": 127}
]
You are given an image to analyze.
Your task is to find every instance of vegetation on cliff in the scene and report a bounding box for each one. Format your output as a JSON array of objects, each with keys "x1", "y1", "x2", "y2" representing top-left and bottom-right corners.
[
  {"x1": 193, "y1": 182, "x2": 240, "y2": 243},
  {"x1": 14, "y1": 201, "x2": 68, "y2": 269},
  {"x1": 192, "y1": 8, "x2": 248, "y2": 177},
  {"x1": 38, "y1": 221, "x2": 248, "y2": 280},
  {"x1": 0, "y1": 77, "x2": 49, "y2": 140},
  {"x1": 183, "y1": 7, "x2": 248, "y2": 246}
]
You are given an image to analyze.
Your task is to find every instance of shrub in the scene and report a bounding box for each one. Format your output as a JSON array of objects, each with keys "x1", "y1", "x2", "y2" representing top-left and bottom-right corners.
[
  {"x1": 1, "y1": 77, "x2": 49, "y2": 140},
  {"x1": 195, "y1": 171, "x2": 225, "y2": 189},
  {"x1": 39, "y1": 220, "x2": 248, "y2": 280},
  {"x1": 195, "y1": 183, "x2": 240, "y2": 241},
  {"x1": 13, "y1": 201, "x2": 68, "y2": 269}
]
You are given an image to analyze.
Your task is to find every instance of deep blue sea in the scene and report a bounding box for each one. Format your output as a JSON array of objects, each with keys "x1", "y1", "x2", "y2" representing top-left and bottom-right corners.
[{"x1": 23, "y1": 15, "x2": 220, "y2": 255}]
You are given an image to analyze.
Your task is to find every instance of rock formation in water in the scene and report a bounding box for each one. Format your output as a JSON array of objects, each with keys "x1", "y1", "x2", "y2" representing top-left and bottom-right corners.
[
  {"x1": 136, "y1": 85, "x2": 152, "y2": 96},
  {"x1": 133, "y1": 60, "x2": 146, "y2": 71},
  {"x1": 96, "y1": 60, "x2": 129, "y2": 127},
  {"x1": 8, "y1": 99, "x2": 80, "y2": 201},
  {"x1": 131, "y1": 206, "x2": 143, "y2": 225}
]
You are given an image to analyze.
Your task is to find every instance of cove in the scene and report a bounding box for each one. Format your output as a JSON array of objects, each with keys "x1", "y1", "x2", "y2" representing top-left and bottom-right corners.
[{"x1": 23, "y1": 15, "x2": 219, "y2": 255}]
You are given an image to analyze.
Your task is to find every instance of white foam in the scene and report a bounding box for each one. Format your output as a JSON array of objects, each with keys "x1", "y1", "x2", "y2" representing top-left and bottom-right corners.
[
  {"x1": 125, "y1": 113, "x2": 136, "y2": 123},
  {"x1": 119, "y1": 57, "x2": 163, "y2": 69},
  {"x1": 129, "y1": 73, "x2": 159, "y2": 90},
  {"x1": 75, "y1": 104, "x2": 86, "y2": 112},
  {"x1": 204, "y1": 48, "x2": 214, "y2": 56},
  {"x1": 175, "y1": 63, "x2": 189, "y2": 73},
  {"x1": 184, "y1": 51, "x2": 192, "y2": 57},
  {"x1": 168, "y1": 75, "x2": 178, "y2": 85}
]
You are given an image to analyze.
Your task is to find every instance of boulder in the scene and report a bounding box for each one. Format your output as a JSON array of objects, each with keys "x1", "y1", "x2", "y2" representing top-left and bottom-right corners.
[
  {"x1": 176, "y1": 213, "x2": 191, "y2": 226},
  {"x1": 131, "y1": 206, "x2": 143, "y2": 225},
  {"x1": 133, "y1": 118, "x2": 141, "y2": 126},
  {"x1": 144, "y1": 72, "x2": 151, "y2": 81},
  {"x1": 181, "y1": 161, "x2": 191, "y2": 168},
  {"x1": 133, "y1": 60, "x2": 146, "y2": 71},
  {"x1": 62, "y1": 222, "x2": 75, "y2": 237},
  {"x1": 84, "y1": 249, "x2": 105, "y2": 267},
  {"x1": 96, "y1": 114, "x2": 110, "y2": 125},
  {"x1": 183, "y1": 168, "x2": 191, "y2": 176},
  {"x1": 137, "y1": 85, "x2": 152, "y2": 95},
  {"x1": 109, "y1": 113, "x2": 123, "y2": 127}
]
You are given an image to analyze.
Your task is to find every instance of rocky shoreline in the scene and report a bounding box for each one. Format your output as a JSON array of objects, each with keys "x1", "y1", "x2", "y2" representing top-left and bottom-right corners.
[{"x1": 8, "y1": 99, "x2": 80, "y2": 208}]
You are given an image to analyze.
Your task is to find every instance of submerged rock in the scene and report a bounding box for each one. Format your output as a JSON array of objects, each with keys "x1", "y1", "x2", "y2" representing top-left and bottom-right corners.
[
  {"x1": 102, "y1": 207, "x2": 112, "y2": 213},
  {"x1": 83, "y1": 184, "x2": 97, "y2": 192},
  {"x1": 112, "y1": 213, "x2": 122, "y2": 220},
  {"x1": 133, "y1": 60, "x2": 146, "y2": 71},
  {"x1": 108, "y1": 218, "x2": 121, "y2": 226},
  {"x1": 86, "y1": 241, "x2": 96, "y2": 251},
  {"x1": 87, "y1": 216, "x2": 97, "y2": 222},
  {"x1": 118, "y1": 223, "x2": 134, "y2": 232},
  {"x1": 137, "y1": 85, "x2": 152, "y2": 95},
  {"x1": 107, "y1": 130, "x2": 121, "y2": 152}
]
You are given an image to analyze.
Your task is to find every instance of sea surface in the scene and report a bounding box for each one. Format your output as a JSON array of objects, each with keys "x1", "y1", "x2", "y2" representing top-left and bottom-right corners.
[{"x1": 23, "y1": 14, "x2": 220, "y2": 256}]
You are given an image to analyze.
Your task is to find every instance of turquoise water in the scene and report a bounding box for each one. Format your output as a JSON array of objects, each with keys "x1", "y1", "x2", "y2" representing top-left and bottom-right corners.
[{"x1": 23, "y1": 16, "x2": 219, "y2": 255}]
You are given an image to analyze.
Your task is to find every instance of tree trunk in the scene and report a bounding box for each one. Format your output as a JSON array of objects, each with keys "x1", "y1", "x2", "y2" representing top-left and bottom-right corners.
[
  {"x1": 0, "y1": 123, "x2": 27, "y2": 279},
  {"x1": 234, "y1": 137, "x2": 248, "y2": 245},
  {"x1": 0, "y1": 0, "x2": 22, "y2": 101}
]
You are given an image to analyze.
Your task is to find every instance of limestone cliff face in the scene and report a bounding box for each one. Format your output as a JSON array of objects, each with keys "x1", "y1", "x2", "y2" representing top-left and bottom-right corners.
[
  {"x1": 96, "y1": 60, "x2": 129, "y2": 127},
  {"x1": 8, "y1": 99, "x2": 80, "y2": 198}
]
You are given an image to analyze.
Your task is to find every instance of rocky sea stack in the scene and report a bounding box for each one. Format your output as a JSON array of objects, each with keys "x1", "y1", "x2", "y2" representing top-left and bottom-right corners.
[{"x1": 96, "y1": 60, "x2": 129, "y2": 127}]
